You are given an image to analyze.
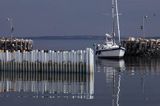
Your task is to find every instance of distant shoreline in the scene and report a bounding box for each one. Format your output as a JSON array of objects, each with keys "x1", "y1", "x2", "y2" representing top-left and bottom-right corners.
[
  {"x1": 1, "y1": 35, "x2": 160, "y2": 40},
  {"x1": 22, "y1": 35, "x2": 106, "y2": 40},
  {"x1": 24, "y1": 35, "x2": 160, "y2": 40}
]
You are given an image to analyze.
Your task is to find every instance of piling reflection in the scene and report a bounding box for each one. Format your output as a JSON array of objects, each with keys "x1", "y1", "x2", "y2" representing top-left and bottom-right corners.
[{"x1": 0, "y1": 62, "x2": 94, "y2": 99}]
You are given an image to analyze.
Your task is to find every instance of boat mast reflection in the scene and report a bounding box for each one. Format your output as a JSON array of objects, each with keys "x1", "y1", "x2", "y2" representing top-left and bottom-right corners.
[
  {"x1": 96, "y1": 58, "x2": 125, "y2": 106},
  {"x1": 0, "y1": 63, "x2": 94, "y2": 99}
]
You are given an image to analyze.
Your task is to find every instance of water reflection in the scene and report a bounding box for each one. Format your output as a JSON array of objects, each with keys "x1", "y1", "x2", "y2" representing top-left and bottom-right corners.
[
  {"x1": 125, "y1": 57, "x2": 160, "y2": 75},
  {"x1": 0, "y1": 63, "x2": 94, "y2": 99},
  {"x1": 96, "y1": 58, "x2": 125, "y2": 106},
  {"x1": 125, "y1": 57, "x2": 160, "y2": 95},
  {"x1": 96, "y1": 57, "x2": 160, "y2": 106},
  {"x1": 96, "y1": 59, "x2": 125, "y2": 84}
]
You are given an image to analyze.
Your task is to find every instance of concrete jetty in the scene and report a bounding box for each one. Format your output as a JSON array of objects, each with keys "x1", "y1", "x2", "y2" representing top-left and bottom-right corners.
[{"x1": 121, "y1": 37, "x2": 160, "y2": 56}]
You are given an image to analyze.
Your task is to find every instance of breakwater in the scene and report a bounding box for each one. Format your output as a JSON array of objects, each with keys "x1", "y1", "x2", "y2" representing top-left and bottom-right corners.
[
  {"x1": 0, "y1": 48, "x2": 94, "y2": 73},
  {"x1": 121, "y1": 37, "x2": 160, "y2": 56},
  {"x1": 0, "y1": 37, "x2": 33, "y2": 52}
]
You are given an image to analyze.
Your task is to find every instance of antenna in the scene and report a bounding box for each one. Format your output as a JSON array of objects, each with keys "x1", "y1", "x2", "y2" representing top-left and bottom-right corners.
[
  {"x1": 142, "y1": 16, "x2": 148, "y2": 38},
  {"x1": 7, "y1": 17, "x2": 14, "y2": 39}
]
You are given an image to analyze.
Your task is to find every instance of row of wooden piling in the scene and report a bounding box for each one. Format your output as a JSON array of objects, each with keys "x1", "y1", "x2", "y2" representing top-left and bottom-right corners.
[
  {"x1": 0, "y1": 62, "x2": 87, "y2": 74},
  {"x1": 121, "y1": 37, "x2": 160, "y2": 56},
  {"x1": 0, "y1": 48, "x2": 94, "y2": 73}
]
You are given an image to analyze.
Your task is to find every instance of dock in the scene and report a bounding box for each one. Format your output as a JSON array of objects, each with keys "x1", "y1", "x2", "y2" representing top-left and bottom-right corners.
[{"x1": 121, "y1": 37, "x2": 160, "y2": 56}]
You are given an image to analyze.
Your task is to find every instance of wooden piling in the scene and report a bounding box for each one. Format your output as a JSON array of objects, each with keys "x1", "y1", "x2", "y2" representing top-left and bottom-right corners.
[{"x1": 0, "y1": 48, "x2": 94, "y2": 73}]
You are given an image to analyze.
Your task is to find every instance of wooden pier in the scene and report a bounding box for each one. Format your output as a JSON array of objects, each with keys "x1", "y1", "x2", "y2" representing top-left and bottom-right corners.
[
  {"x1": 121, "y1": 37, "x2": 160, "y2": 56},
  {"x1": 0, "y1": 37, "x2": 33, "y2": 52}
]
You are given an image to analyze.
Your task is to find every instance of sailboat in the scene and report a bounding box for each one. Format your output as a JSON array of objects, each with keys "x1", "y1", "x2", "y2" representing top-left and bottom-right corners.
[{"x1": 95, "y1": 0, "x2": 125, "y2": 58}]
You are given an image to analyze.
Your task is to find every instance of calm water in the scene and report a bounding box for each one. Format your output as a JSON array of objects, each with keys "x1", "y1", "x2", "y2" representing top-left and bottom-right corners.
[{"x1": 1, "y1": 39, "x2": 160, "y2": 106}]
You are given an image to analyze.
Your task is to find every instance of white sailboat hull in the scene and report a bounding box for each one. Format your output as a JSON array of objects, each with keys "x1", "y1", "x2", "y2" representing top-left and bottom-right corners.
[{"x1": 96, "y1": 47, "x2": 125, "y2": 58}]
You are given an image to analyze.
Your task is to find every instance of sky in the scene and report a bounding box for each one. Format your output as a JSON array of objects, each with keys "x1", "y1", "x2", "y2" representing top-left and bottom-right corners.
[{"x1": 0, "y1": 0, "x2": 160, "y2": 37}]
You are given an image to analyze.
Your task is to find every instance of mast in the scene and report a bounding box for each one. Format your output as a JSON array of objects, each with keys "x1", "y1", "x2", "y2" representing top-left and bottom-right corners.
[
  {"x1": 112, "y1": 0, "x2": 116, "y2": 45},
  {"x1": 115, "y1": 0, "x2": 121, "y2": 44},
  {"x1": 112, "y1": 0, "x2": 115, "y2": 37}
]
